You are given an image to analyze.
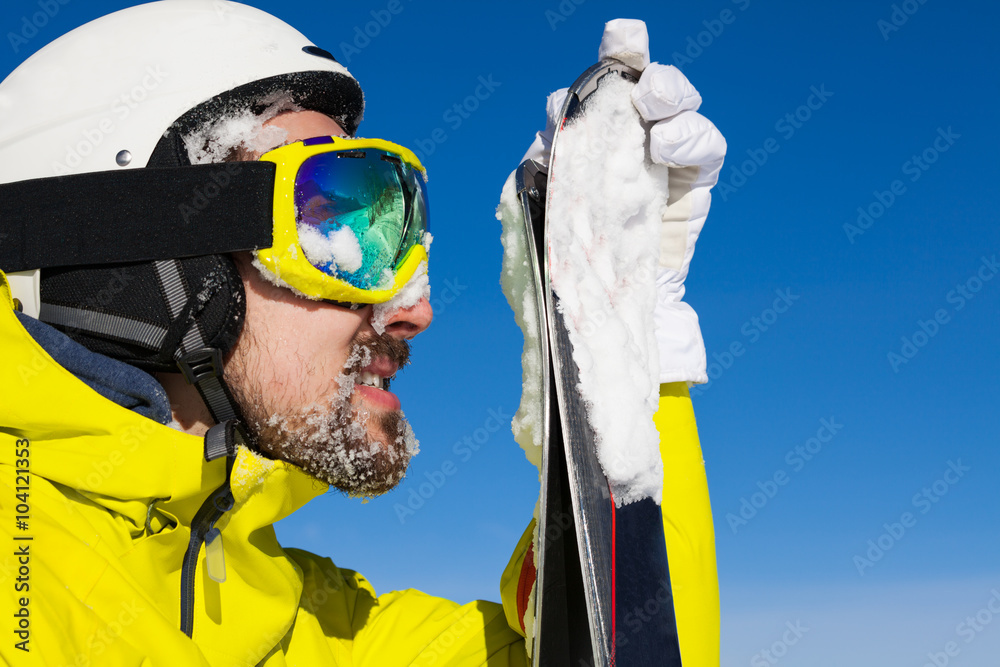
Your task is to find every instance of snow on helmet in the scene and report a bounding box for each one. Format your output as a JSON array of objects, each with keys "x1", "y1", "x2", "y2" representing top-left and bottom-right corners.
[{"x1": 0, "y1": 0, "x2": 365, "y2": 426}]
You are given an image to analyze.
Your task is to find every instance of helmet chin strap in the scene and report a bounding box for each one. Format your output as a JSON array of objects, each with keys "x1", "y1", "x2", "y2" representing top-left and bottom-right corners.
[
  {"x1": 152, "y1": 259, "x2": 247, "y2": 431},
  {"x1": 176, "y1": 346, "x2": 244, "y2": 426}
]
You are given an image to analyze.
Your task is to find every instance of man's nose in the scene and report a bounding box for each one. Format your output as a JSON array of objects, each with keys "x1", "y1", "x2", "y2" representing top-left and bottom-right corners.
[{"x1": 381, "y1": 297, "x2": 433, "y2": 339}]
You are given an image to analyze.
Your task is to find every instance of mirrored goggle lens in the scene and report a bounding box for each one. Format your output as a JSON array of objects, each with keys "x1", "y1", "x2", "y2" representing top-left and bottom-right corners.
[{"x1": 294, "y1": 149, "x2": 428, "y2": 291}]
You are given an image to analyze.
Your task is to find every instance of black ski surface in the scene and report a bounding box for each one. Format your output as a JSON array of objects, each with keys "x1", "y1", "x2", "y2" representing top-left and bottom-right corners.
[{"x1": 515, "y1": 59, "x2": 684, "y2": 666}]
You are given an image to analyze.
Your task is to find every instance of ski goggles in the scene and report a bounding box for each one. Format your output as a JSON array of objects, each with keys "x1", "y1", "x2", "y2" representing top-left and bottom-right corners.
[
  {"x1": 0, "y1": 136, "x2": 428, "y2": 306},
  {"x1": 256, "y1": 136, "x2": 429, "y2": 304}
]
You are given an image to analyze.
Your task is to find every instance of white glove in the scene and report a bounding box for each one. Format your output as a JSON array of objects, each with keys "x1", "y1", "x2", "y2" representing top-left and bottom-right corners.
[{"x1": 522, "y1": 19, "x2": 726, "y2": 385}]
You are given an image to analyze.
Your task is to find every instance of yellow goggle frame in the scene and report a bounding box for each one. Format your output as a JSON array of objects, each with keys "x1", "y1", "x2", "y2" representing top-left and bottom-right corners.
[{"x1": 255, "y1": 136, "x2": 428, "y2": 305}]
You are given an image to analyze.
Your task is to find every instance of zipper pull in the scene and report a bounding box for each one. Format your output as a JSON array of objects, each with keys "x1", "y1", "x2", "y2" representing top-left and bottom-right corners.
[{"x1": 205, "y1": 527, "x2": 227, "y2": 583}]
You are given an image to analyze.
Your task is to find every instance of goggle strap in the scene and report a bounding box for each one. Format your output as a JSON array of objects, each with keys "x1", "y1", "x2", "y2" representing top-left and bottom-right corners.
[{"x1": 0, "y1": 163, "x2": 276, "y2": 272}]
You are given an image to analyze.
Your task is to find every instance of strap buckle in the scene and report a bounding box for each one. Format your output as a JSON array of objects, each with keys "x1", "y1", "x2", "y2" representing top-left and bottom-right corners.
[
  {"x1": 204, "y1": 419, "x2": 249, "y2": 462},
  {"x1": 177, "y1": 347, "x2": 224, "y2": 385}
]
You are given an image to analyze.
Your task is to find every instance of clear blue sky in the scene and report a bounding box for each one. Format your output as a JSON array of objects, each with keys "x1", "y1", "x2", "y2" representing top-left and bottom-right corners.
[{"x1": 4, "y1": 1, "x2": 998, "y2": 664}]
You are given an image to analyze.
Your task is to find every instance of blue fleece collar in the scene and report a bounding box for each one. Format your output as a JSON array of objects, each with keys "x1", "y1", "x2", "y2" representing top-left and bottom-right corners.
[{"x1": 16, "y1": 311, "x2": 173, "y2": 424}]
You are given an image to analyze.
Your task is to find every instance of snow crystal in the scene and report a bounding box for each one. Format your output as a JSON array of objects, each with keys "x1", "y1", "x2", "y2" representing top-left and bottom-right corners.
[
  {"x1": 183, "y1": 93, "x2": 301, "y2": 164},
  {"x1": 298, "y1": 223, "x2": 364, "y2": 273},
  {"x1": 497, "y1": 176, "x2": 544, "y2": 470},
  {"x1": 396, "y1": 418, "x2": 420, "y2": 457},
  {"x1": 251, "y1": 254, "x2": 319, "y2": 302},
  {"x1": 253, "y1": 232, "x2": 430, "y2": 323},
  {"x1": 546, "y1": 76, "x2": 667, "y2": 506},
  {"x1": 242, "y1": 335, "x2": 420, "y2": 500},
  {"x1": 371, "y1": 258, "x2": 430, "y2": 335},
  {"x1": 229, "y1": 446, "x2": 277, "y2": 500},
  {"x1": 330, "y1": 227, "x2": 364, "y2": 272},
  {"x1": 297, "y1": 224, "x2": 335, "y2": 264},
  {"x1": 194, "y1": 269, "x2": 224, "y2": 305}
]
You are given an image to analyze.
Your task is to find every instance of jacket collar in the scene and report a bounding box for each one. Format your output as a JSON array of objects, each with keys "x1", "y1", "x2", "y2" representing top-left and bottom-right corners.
[{"x1": 0, "y1": 271, "x2": 328, "y2": 534}]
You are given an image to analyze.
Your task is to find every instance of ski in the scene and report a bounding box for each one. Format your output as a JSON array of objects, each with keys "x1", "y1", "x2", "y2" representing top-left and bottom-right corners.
[{"x1": 514, "y1": 60, "x2": 684, "y2": 666}]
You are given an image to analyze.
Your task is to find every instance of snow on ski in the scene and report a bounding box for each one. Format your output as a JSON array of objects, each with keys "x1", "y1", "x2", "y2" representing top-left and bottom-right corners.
[{"x1": 500, "y1": 59, "x2": 684, "y2": 665}]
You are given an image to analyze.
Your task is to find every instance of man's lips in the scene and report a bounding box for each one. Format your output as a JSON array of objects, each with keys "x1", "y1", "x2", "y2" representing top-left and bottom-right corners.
[
  {"x1": 355, "y1": 385, "x2": 401, "y2": 411},
  {"x1": 355, "y1": 357, "x2": 401, "y2": 411},
  {"x1": 361, "y1": 357, "x2": 399, "y2": 379}
]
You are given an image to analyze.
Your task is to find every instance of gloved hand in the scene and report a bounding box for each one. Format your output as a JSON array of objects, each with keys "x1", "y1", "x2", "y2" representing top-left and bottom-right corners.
[{"x1": 522, "y1": 18, "x2": 726, "y2": 385}]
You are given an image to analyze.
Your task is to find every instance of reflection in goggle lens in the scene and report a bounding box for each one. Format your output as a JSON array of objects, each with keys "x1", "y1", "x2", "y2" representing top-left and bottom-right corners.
[{"x1": 295, "y1": 150, "x2": 428, "y2": 291}]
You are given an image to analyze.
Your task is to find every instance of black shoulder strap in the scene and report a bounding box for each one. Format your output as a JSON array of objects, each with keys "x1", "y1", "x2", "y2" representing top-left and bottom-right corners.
[{"x1": 0, "y1": 162, "x2": 276, "y2": 272}]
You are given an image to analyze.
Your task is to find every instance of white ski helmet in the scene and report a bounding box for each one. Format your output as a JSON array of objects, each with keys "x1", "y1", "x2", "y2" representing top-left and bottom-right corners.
[
  {"x1": 0, "y1": 0, "x2": 365, "y2": 426},
  {"x1": 0, "y1": 0, "x2": 363, "y2": 181}
]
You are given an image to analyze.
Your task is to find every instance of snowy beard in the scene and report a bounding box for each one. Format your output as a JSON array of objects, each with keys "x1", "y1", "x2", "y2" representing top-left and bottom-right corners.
[{"x1": 227, "y1": 332, "x2": 419, "y2": 498}]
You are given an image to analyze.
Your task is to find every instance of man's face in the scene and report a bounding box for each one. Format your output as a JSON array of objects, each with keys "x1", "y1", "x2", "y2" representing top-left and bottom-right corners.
[{"x1": 225, "y1": 111, "x2": 433, "y2": 497}]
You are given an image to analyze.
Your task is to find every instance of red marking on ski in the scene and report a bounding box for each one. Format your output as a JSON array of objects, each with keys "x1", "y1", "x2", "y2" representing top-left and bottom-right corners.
[
  {"x1": 609, "y1": 483, "x2": 617, "y2": 667},
  {"x1": 517, "y1": 541, "x2": 537, "y2": 633}
]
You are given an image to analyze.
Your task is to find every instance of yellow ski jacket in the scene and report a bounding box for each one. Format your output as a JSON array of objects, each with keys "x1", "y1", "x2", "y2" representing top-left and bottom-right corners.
[{"x1": 0, "y1": 271, "x2": 717, "y2": 666}]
